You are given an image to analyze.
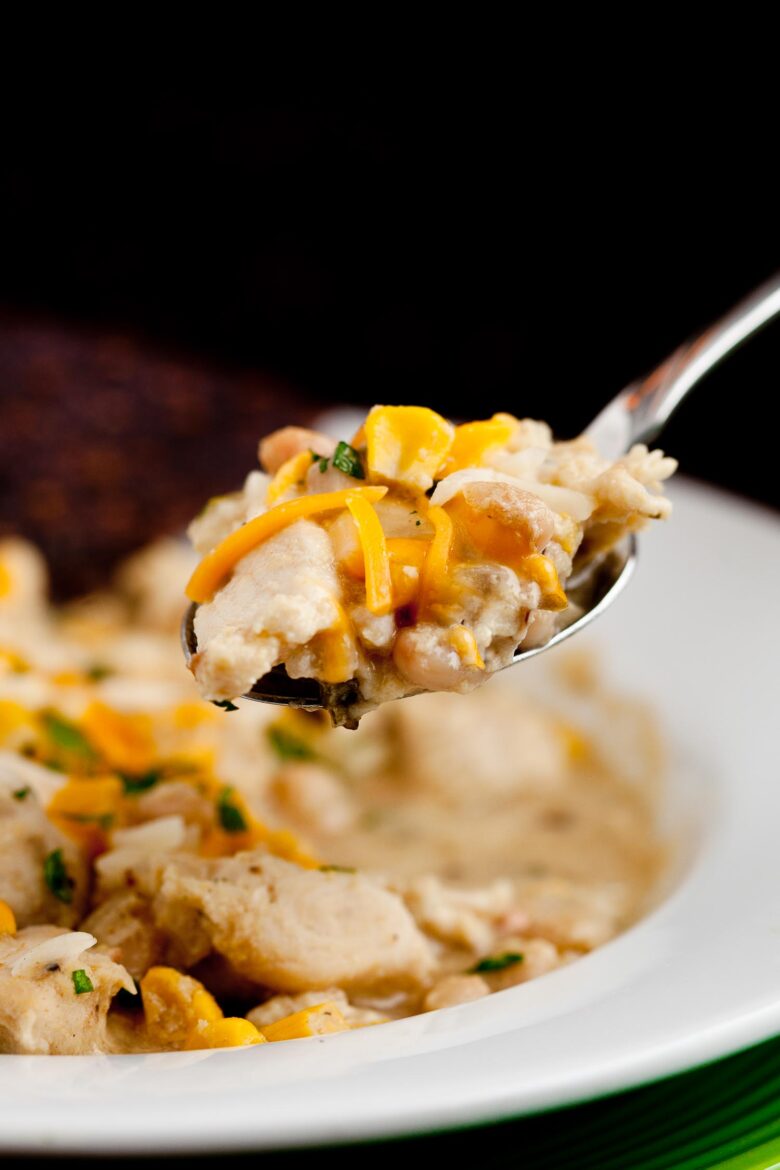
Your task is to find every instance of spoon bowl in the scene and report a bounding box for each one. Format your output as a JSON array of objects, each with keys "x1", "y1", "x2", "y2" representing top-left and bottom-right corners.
[
  {"x1": 182, "y1": 272, "x2": 780, "y2": 719},
  {"x1": 182, "y1": 538, "x2": 637, "y2": 721}
]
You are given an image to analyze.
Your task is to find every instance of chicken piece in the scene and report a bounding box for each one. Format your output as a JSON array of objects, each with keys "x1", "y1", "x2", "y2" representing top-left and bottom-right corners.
[
  {"x1": 393, "y1": 625, "x2": 485, "y2": 694},
  {"x1": 81, "y1": 892, "x2": 165, "y2": 980},
  {"x1": 154, "y1": 850, "x2": 434, "y2": 994},
  {"x1": 271, "y1": 762, "x2": 356, "y2": 835},
  {"x1": 478, "y1": 937, "x2": 562, "y2": 991},
  {"x1": 192, "y1": 520, "x2": 342, "y2": 701},
  {"x1": 187, "y1": 472, "x2": 271, "y2": 557},
  {"x1": 247, "y1": 987, "x2": 386, "y2": 1029},
  {"x1": 517, "y1": 876, "x2": 633, "y2": 950},
  {"x1": 390, "y1": 688, "x2": 569, "y2": 803},
  {"x1": 0, "y1": 926, "x2": 134, "y2": 1054},
  {"x1": 423, "y1": 974, "x2": 490, "y2": 1011},
  {"x1": 459, "y1": 481, "x2": 557, "y2": 551},
  {"x1": 132, "y1": 781, "x2": 216, "y2": 831},
  {"x1": 259, "y1": 427, "x2": 337, "y2": 474},
  {"x1": 0, "y1": 783, "x2": 88, "y2": 929},
  {"x1": 401, "y1": 876, "x2": 515, "y2": 952}
]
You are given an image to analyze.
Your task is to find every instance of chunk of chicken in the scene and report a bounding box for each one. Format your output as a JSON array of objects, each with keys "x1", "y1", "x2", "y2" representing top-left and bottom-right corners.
[
  {"x1": 0, "y1": 784, "x2": 88, "y2": 929},
  {"x1": 0, "y1": 926, "x2": 134, "y2": 1054},
  {"x1": 423, "y1": 974, "x2": 490, "y2": 1011},
  {"x1": 259, "y1": 427, "x2": 337, "y2": 474},
  {"x1": 390, "y1": 688, "x2": 569, "y2": 803},
  {"x1": 192, "y1": 520, "x2": 342, "y2": 701},
  {"x1": 81, "y1": 892, "x2": 166, "y2": 980},
  {"x1": 459, "y1": 481, "x2": 557, "y2": 551},
  {"x1": 247, "y1": 987, "x2": 386, "y2": 1029},
  {"x1": 154, "y1": 850, "x2": 434, "y2": 994},
  {"x1": 271, "y1": 763, "x2": 357, "y2": 835}
]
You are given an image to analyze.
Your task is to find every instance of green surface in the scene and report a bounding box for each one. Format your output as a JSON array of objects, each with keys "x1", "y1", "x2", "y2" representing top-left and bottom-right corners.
[{"x1": 277, "y1": 1033, "x2": 780, "y2": 1170}]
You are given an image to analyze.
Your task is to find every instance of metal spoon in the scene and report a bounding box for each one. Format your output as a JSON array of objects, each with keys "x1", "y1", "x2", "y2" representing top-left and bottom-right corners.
[{"x1": 183, "y1": 273, "x2": 780, "y2": 720}]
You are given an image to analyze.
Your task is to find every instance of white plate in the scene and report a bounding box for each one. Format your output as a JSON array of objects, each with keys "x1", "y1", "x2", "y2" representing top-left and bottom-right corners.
[{"x1": 1, "y1": 479, "x2": 779, "y2": 1155}]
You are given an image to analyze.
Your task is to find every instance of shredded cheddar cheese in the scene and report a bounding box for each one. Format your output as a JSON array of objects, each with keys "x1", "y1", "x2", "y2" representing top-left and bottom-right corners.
[
  {"x1": 365, "y1": 405, "x2": 454, "y2": 491},
  {"x1": 345, "y1": 494, "x2": 392, "y2": 616},
  {"x1": 0, "y1": 900, "x2": 16, "y2": 935},
  {"x1": 449, "y1": 626, "x2": 485, "y2": 669},
  {"x1": 521, "y1": 554, "x2": 568, "y2": 610},
  {"x1": 186, "y1": 486, "x2": 388, "y2": 603},
  {"x1": 419, "y1": 506, "x2": 455, "y2": 616},
  {"x1": 266, "y1": 450, "x2": 314, "y2": 505},
  {"x1": 438, "y1": 414, "x2": 518, "y2": 477}
]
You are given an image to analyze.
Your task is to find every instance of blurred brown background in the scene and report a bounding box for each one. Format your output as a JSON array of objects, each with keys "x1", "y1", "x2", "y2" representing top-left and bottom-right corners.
[{"x1": 1, "y1": 86, "x2": 778, "y2": 598}]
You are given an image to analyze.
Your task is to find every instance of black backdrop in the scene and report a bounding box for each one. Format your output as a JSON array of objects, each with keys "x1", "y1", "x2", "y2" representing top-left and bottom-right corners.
[{"x1": 1, "y1": 87, "x2": 779, "y2": 593}]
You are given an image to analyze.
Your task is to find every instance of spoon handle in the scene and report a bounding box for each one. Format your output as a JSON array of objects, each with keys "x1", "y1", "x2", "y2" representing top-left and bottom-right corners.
[{"x1": 586, "y1": 272, "x2": 780, "y2": 459}]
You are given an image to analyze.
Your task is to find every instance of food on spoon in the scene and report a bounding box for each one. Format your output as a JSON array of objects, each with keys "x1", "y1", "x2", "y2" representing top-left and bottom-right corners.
[{"x1": 185, "y1": 408, "x2": 676, "y2": 720}]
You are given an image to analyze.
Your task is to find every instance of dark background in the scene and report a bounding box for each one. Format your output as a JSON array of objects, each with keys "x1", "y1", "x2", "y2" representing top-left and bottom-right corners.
[{"x1": 1, "y1": 87, "x2": 778, "y2": 598}]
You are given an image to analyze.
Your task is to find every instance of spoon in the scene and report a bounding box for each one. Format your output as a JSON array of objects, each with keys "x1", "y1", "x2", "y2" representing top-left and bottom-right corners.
[{"x1": 183, "y1": 273, "x2": 780, "y2": 721}]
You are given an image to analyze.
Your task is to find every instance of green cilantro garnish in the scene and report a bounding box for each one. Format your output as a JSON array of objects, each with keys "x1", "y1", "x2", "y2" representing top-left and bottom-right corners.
[
  {"x1": 72, "y1": 969, "x2": 94, "y2": 995},
  {"x1": 44, "y1": 848, "x2": 75, "y2": 904},
  {"x1": 216, "y1": 787, "x2": 248, "y2": 833},
  {"x1": 12, "y1": 786, "x2": 31, "y2": 801},
  {"x1": 212, "y1": 699, "x2": 239, "y2": 712},
  {"x1": 332, "y1": 441, "x2": 365, "y2": 479},
  {"x1": 120, "y1": 769, "x2": 162, "y2": 795},
  {"x1": 267, "y1": 726, "x2": 317, "y2": 762},
  {"x1": 310, "y1": 450, "x2": 330, "y2": 473},
  {"x1": 319, "y1": 864, "x2": 357, "y2": 874},
  {"x1": 86, "y1": 663, "x2": 112, "y2": 682},
  {"x1": 41, "y1": 711, "x2": 96, "y2": 760},
  {"x1": 469, "y1": 952, "x2": 524, "y2": 974}
]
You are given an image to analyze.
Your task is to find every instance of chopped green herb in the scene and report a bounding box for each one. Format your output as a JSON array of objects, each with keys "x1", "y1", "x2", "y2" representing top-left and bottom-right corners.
[
  {"x1": 120, "y1": 769, "x2": 162, "y2": 795},
  {"x1": 216, "y1": 787, "x2": 248, "y2": 833},
  {"x1": 310, "y1": 450, "x2": 330, "y2": 473},
  {"x1": 44, "y1": 848, "x2": 74, "y2": 904},
  {"x1": 415, "y1": 520, "x2": 421, "y2": 526},
  {"x1": 267, "y1": 726, "x2": 317, "y2": 762},
  {"x1": 212, "y1": 699, "x2": 239, "y2": 712},
  {"x1": 71, "y1": 969, "x2": 94, "y2": 995},
  {"x1": 42, "y1": 711, "x2": 96, "y2": 759},
  {"x1": 469, "y1": 952, "x2": 524, "y2": 974},
  {"x1": 12, "y1": 786, "x2": 31, "y2": 801},
  {"x1": 332, "y1": 440, "x2": 365, "y2": 479},
  {"x1": 319, "y1": 864, "x2": 357, "y2": 874},
  {"x1": 86, "y1": 663, "x2": 112, "y2": 682}
]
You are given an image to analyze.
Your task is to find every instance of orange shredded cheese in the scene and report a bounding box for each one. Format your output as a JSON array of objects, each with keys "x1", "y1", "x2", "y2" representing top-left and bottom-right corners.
[
  {"x1": 419, "y1": 506, "x2": 454, "y2": 616},
  {"x1": 521, "y1": 554, "x2": 568, "y2": 610},
  {"x1": 345, "y1": 495, "x2": 392, "y2": 616},
  {"x1": 0, "y1": 899, "x2": 16, "y2": 935},
  {"x1": 437, "y1": 414, "x2": 518, "y2": 476},
  {"x1": 47, "y1": 776, "x2": 124, "y2": 854},
  {"x1": 186, "y1": 486, "x2": 387, "y2": 604},
  {"x1": 81, "y1": 701, "x2": 156, "y2": 774},
  {"x1": 311, "y1": 603, "x2": 358, "y2": 684},
  {"x1": 449, "y1": 626, "x2": 485, "y2": 669},
  {"x1": 365, "y1": 406, "x2": 454, "y2": 491},
  {"x1": 266, "y1": 450, "x2": 313, "y2": 505}
]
